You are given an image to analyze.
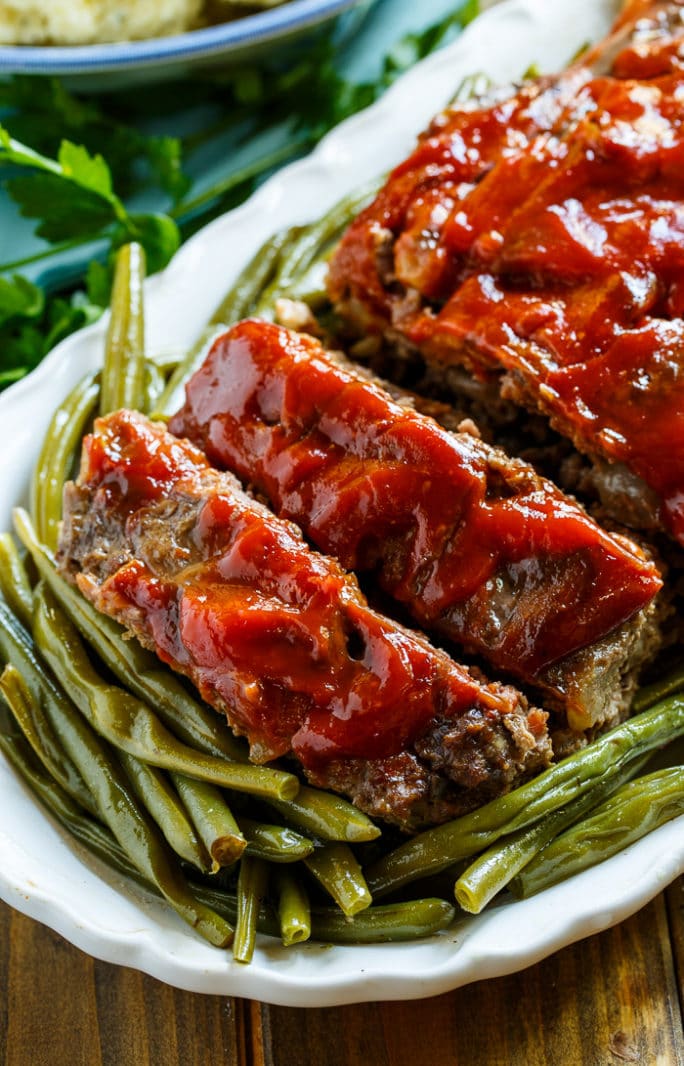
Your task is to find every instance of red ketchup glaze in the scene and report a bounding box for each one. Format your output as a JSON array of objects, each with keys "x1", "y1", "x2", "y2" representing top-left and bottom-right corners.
[
  {"x1": 328, "y1": 68, "x2": 594, "y2": 317},
  {"x1": 78, "y1": 411, "x2": 516, "y2": 769},
  {"x1": 169, "y1": 320, "x2": 661, "y2": 682},
  {"x1": 590, "y1": 0, "x2": 684, "y2": 80},
  {"x1": 327, "y1": 19, "x2": 684, "y2": 545}
]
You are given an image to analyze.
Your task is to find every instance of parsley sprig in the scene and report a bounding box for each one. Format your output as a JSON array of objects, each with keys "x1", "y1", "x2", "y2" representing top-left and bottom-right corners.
[
  {"x1": 0, "y1": 1, "x2": 479, "y2": 389},
  {"x1": 0, "y1": 128, "x2": 181, "y2": 272}
]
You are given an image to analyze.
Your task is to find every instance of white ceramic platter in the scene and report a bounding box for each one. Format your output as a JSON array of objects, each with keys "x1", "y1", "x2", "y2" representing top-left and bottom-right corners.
[{"x1": 0, "y1": 0, "x2": 682, "y2": 1008}]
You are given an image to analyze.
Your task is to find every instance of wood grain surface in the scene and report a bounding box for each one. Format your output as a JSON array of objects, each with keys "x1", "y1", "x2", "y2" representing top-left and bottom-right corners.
[{"x1": 1, "y1": 878, "x2": 682, "y2": 1066}]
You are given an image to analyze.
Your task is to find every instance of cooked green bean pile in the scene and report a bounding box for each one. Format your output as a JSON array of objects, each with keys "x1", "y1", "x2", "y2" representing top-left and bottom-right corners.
[{"x1": 0, "y1": 207, "x2": 683, "y2": 966}]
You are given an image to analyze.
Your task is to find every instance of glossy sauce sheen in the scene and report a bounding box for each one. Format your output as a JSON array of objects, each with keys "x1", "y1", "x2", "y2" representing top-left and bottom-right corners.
[
  {"x1": 73, "y1": 411, "x2": 541, "y2": 768},
  {"x1": 170, "y1": 320, "x2": 661, "y2": 683},
  {"x1": 327, "y1": 2, "x2": 684, "y2": 543}
]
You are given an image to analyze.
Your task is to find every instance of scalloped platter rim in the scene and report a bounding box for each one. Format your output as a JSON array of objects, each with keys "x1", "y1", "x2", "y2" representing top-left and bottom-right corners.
[{"x1": 0, "y1": 0, "x2": 682, "y2": 1008}]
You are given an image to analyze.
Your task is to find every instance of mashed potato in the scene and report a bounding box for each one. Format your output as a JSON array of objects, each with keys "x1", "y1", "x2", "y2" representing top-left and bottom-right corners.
[{"x1": 0, "y1": 0, "x2": 206, "y2": 44}]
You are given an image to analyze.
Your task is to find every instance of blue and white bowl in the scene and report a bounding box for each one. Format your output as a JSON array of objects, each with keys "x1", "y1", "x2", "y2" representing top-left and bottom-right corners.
[{"x1": 0, "y1": 0, "x2": 373, "y2": 88}]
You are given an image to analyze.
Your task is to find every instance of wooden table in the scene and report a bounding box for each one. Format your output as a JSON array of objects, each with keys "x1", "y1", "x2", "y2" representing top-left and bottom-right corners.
[{"x1": 1, "y1": 878, "x2": 682, "y2": 1065}]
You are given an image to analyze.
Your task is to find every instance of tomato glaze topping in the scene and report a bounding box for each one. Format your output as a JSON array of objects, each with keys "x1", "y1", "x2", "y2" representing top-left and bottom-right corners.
[{"x1": 170, "y1": 321, "x2": 661, "y2": 681}]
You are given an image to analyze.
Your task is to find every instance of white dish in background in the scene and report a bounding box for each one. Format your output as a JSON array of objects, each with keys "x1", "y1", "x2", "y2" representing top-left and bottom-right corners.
[
  {"x1": 0, "y1": 0, "x2": 372, "y2": 87},
  {"x1": 0, "y1": 0, "x2": 682, "y2": 1008}
]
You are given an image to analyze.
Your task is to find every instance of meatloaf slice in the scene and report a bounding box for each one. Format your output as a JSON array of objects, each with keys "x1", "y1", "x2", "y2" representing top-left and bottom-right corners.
[
  {"x1": 169, "y1": 319, "x2": 663, "y2": 735},
  {"x1": 327, "y1": 2, "x2": 684, "y2": 546},
  {"x1": 57, "y1": 410, "x2": 551, "y2": 831}
]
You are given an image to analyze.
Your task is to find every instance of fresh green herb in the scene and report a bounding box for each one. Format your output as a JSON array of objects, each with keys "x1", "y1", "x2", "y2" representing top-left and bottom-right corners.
[
  {"x1": 0, "y1": 2, "x2": 480, "y2": 388},
  {"x1": 0, "y1": 77, "x2": 189, "y2": 200},
  {"x1": 0, "y1": 274, "x2": 101, "y2": 388},
  {"x1": 0, "y1": 128, "x2": 181, "y2": 271}
]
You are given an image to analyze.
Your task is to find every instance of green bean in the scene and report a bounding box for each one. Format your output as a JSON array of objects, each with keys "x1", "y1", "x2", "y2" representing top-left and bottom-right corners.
[
  {"x1": 0, "y1": 533, "x2": 33, "y2": 629},
  {"x1": 100, "y1": 242, "x2": 146, "y2": 415},
  {"x1": 288, "y1": 258, "x2": 336, "y2": 309},
  {"x1": 454, "y1": 754, "x2": 651, "y2": 914},
  {"x1": 275, "y1": 869, "x2": 311, "y2": 946},
  {"x1": 2, "y1": 683, "x2": 449, "y2": 952},
  {"x1": 0, "y1": 723, "x2": 234, "y2": 940},
  {"x1": 366, "y1": 695, "x2": 684, "y2": 898},
  {"x1": 119, "y1": 752, "x2": 210, "y2": 871},
  {"x1": 233, "y1": 855, "x2": 269, "y2": 964},
  {"x1": 0, "y1": 725, "x2": 455, "y2": 949},
  {"x1": 310, "y1": 898, "x2": 455, "y2": 944},
  {"x1": 264, "y1": 784, "x2": 380, "y2": 843},
  {"x1": 153, "y1": 230, "x2": 302, "y2": 419},
  {"x1": 32, "y1": 585, "x2": 299, "y2": 802},
  {"x1": 0, "y1": 607, "x2": 95, "y2": 814},
  {"x1": 11, "y1": 611, "x2": 231, "y2": 946},
  {"x1": 30, "y1": 374, "x2": 99, "y2": 551},
  {"x1": 512, "y1": 766, "x2": 684, "y2": 899},
  {"x1": 14, "y1": 508, "x2": 246, "y2": 761},
  {"x1": 1, "y1": 660, "x2": 93, "y2": 810},
  {"x1": 304, "y1": 842, "x2": 371, "y2": 917},
  {"x1": 210, "y1": 228, "x2": 297, "y2": 325},
  {"x1": 1, "y1": 664, "x2": 95, "y2": 815},
  {"x1": 237, "y1": 816, "x2": 314, "y2": 864},
  {"x1": 171, "y1": 772, "x2": 246, "y2": 869},
  {"x1": 143, "y1": 360, "x2": 167, "y2": 416},
  {"x1": 194, "y1": 881, "x2": 456, "y2": 944},
  {"x1": 190, "y1": 880, "x2": 277, "y2": 936},
  {"x1": 633, "y1": 663, "x2": 684, "y2": 713},
  {"x1": 254, "y1": 185, "x2": 379, "y2": 313}
]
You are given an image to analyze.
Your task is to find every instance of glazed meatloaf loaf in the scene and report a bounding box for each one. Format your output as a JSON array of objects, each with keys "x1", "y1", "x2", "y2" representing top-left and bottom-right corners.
[{"x1": 327, "y1": 0, "x2": 684, "y2": 546}]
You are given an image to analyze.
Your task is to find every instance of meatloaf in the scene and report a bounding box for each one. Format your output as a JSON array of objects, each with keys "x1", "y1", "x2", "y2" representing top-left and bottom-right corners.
[
  {"x1": 169, "y1": 318, "x2": 663, "y2": 736},
  {"x1": 57, "y1": 409, "x2": 551, "y2": 831},
  {"x1": 327, "y1": 0, "x2": 684, "y2": 545}
]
